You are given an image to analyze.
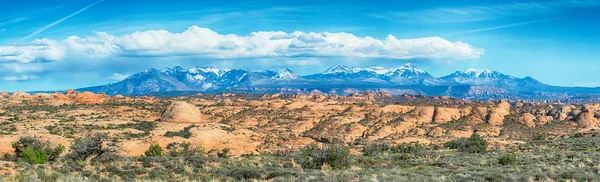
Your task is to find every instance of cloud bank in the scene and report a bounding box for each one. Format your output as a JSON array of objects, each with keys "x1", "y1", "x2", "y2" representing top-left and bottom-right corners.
[
  {"x1": 0, "y1": 26, "x2": 484, "y2": 64},
  {"x1": 3, "y1": 74, "x2": 38, "y2": 82},
  {"x1": 0, "y1": 25, "x2": 485, "y2": 87}
]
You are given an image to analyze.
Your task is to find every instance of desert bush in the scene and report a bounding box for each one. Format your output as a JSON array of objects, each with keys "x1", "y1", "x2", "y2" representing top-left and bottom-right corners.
[
  {"x1": 11, "y1": 136, "x2": 65, "y2": 163},
  {"x1": 362, "y1": 143, "x2": 391, "y2": 157},
  {"x1": 164, "y1": 125, "x2": 196, "y2": 139},
  {"x1": 21, "y1": 147, "x2": 47, "y2": 164},
  {"x1": 217, "y1": 148, "x2": 230, "y2": 158},
  {"x1": 166, "y1": 142, "x2": 205, "y2": 157},
  {"x1": 144, "y1": 144, "x2": 164, "y2": 157},
  {"x1": 445, "y1": 133, "x2": 488, "y2": 153},
  {"x1": 295, "y1": 143, "x2": 351, "y2": 169},
  {"x1": 226, "y1": 167, "x2": 265, "y2": 180},
  {"x1": 498, "y1": 152, "x2": 517, "y2": 166},
  {"x1": 66, "y1": 135, "x2": 119, "y2": 163}
]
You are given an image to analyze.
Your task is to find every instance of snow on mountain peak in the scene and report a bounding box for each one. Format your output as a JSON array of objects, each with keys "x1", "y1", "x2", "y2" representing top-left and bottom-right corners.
[
  {"x1": 323, "y1": 64, "x2": 351, "y2": 74},
  {"x1": 189, "y1": 66, "x2": 230, "y2": 77},
  {"x1": 322, "y1": 63, "x2": 427, "y2": 76},
  {"x1": 464, "y1": 68, "x2": 494, "y2": 77},
  {"x1": 274, "y1": 68, "x2": 299, "y2": 79}
]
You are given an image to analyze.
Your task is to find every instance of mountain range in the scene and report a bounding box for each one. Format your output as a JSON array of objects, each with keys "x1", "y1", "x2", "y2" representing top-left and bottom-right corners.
[{"x1": 78, "y1": 63, "x2": 600, "y2": 100}]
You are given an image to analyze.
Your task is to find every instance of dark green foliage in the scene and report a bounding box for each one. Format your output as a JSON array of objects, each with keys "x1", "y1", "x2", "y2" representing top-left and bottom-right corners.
[
  {"x1": 227, "y1": 167, "x2": 265, "y2": 180},
  {"x1": 165, "y1": 142, "x2": 204, "y2": 157},
  {"x1": 362, "y1": 143, "x2": 391, "y2": 157},
  {"x1": 446, "y1": 133, "x2": 488, "y2": 153},
  {"x1": 164, "y1": 125, "x2": 196, "y2": 139},
  {"x1": 363, "y1": 142, "x2": 429, "y2": 157},
  {"x1": 21, "y1": 146, "x2": 47, "y2": 164},
  {"x1": 217, "y1": 148, "x2": 230, "y2": 158},
  {"x1": 11, "y1": 136, "x2": 65, "y2": 163},
  {"x1": 144, "y1": 144, "x2": 164, "y2": 157},
  {"x1": 295, "y1": 143, "x2": 351, "y2": 169},
  {"x1": 498, "y1": 152, "x2": 517, "y2": 166},
  {"x1": 66, "y1": 135, "x2": 118, "y2": 162}
]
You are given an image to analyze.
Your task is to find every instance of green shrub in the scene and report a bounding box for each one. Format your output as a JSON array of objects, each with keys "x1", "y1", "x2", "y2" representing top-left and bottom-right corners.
[
  {"x1": 66, "y1": 135, "x2": 119, "y2": 162},
  {"x1": 11, "y1": 136, "x2": 65, "y2": 162},
  {"x1": 295, "y1": 143, "x2": 351, "y2": 169},
  {"x1": 394, "y1": 142, "x2": 427, "y2": 154},
  {"x1": 166, "y1": 142, "x2": 204, "y2": 157},
  {"x1": 362, "y1": 143, "x2": 391, "y2": 157},
  {"x1": 218, "y1": 148, "x2": 230, "y2": 158},
  {"x1": 498, "y1": 152, "x2": 517, "y2": 166},
  {"x1": 227, "y1": 167, "x2": 265, "y2": 180},
  {"x1": 572, "y1": 133, "x2": 584, "y2": 138},
  {"x1": 21, "y1": 146, "x2": 47, "y2": 164},
  {"x1": 445, "y1": 133, "x2": 488, "y2": 153},
  {"x1": 144, "y1": 144, "x2": 164, "y2": 157},
  {"x1": 164, "y1": 125, "x2": 196, "y2": 139}
]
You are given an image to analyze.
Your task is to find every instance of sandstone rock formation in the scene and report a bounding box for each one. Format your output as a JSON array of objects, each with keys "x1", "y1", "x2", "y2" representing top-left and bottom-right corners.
[
  {"x1": 575, "y1": 105, "x2": 598, "y2": 128},
  {"x1": 1, "y1": 91, "x2": 8, "y2": 98},
  {"x1": 519, "y1": 113, "x2": 537, "y2": 128},
  {"x1": 74, "y1": 92, "x2": 105, "y2": 104},
  {"x1": 160, "y1": 101, "x2": 205, "y2": 123},
  {"x1": 433, "y1": 107, "x2": 461, "y2": 123},
  {"x1": 537, "y1": 116, "x2": 553, "y2": 126},
  {"x1": 66, "y1": 89, "x2": 77, "y2": 98},
  {"x1": 486, "y1": 100, "x2": 511, "y2": 125}
]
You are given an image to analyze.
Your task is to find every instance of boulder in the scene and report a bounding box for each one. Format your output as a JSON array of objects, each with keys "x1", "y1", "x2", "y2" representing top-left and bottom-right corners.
[{"x1": 575, "y1": 105, "x2": 598, "y2": 128}]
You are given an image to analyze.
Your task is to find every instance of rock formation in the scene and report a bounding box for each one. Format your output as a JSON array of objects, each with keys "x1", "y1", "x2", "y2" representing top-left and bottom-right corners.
[
  {"x1": 519, "y1": 113, "x2": 537, "y2": 128},
  {"x1": 486, "y1": 100, "x2": 511, "y2": 125},
  {"x1": 575, "y1": 105, "x2": 598, "y2": 128},
  {"x1": 160, "y1": 101, "x2": 205, "y2": 123},
  {"x1": 74, "y1": 92, "x2": 105, "y2": 104}
]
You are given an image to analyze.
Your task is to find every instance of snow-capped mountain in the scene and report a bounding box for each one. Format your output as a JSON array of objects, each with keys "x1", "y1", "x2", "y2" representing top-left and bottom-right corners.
[
  {"x1": 439, "y1": 68, "x2": 549, "y2": 91},
  {"x1": 304, "y1": 63, "x2": 435, "y2": 85},
  {"x1": 77, "y1": 63, "x2": 586, "y2": 100},
  {"x1": 80, "y1": 66, "x2": 305, "y2": 95},
  {"x1": 320, "y1": 63, "x2": 427, "y2": 77}
]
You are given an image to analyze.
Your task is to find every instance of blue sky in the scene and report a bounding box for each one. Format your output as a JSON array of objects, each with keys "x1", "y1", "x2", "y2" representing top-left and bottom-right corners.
[{"x1": 0, "y1": 0, "x2": 599, "y2": 91}]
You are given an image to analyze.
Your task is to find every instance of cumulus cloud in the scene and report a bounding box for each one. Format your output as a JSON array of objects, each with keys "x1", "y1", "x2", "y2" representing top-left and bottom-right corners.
[
  {"x1": 3, "y1": 75, "x2": 38, "y2": 82},
  {"x1": 109, "y1": 73, "x2": 129, "y2": 81},
  {"x1": 0, "y1": 26, "x2": 484, "y2": 64}
]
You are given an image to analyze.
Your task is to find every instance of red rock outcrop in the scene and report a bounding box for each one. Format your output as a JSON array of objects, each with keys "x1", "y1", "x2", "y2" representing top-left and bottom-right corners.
[{"x1": 73, "y1": 92, "x2": 105, "y2": 104}]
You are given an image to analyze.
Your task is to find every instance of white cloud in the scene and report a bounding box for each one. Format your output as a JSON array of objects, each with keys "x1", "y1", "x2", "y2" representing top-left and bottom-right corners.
[
  {"x1": 109, "y1": 73, "x2": 129, "y2": 81},
  {"x1": 0, "y1": 26, "x2": 484, "y2": 64},
  {"x1": 3, "y1": 75, "x2": 38, "y2": 82}
]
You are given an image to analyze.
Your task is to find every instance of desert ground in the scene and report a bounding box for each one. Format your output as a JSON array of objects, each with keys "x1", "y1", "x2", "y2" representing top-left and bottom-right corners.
[{"x1": 1, "y1": 90, "x2": 600, "y2": 181}]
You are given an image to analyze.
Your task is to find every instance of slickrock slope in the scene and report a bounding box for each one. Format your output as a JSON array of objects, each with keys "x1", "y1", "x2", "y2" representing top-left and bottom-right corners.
[
  {"x1": 486, "y1": 100, "x2": 511, "y2": 126},
  {"x1": 1, "y1": 92, "x2": 600, "y2": 157},
  {"x1": 160, "y1": 101, "x2": 205, "y2": 123}
]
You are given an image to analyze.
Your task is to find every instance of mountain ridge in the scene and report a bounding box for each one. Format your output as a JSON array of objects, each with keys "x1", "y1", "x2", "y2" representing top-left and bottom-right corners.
[{"x1": 75, "y1": 63, "x2": 600, "y2": 100}]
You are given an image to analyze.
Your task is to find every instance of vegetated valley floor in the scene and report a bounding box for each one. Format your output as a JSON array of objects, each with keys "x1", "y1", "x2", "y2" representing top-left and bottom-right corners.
[{"x1": 1, "y1": 91, "x2": 600, "y2": 181}]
